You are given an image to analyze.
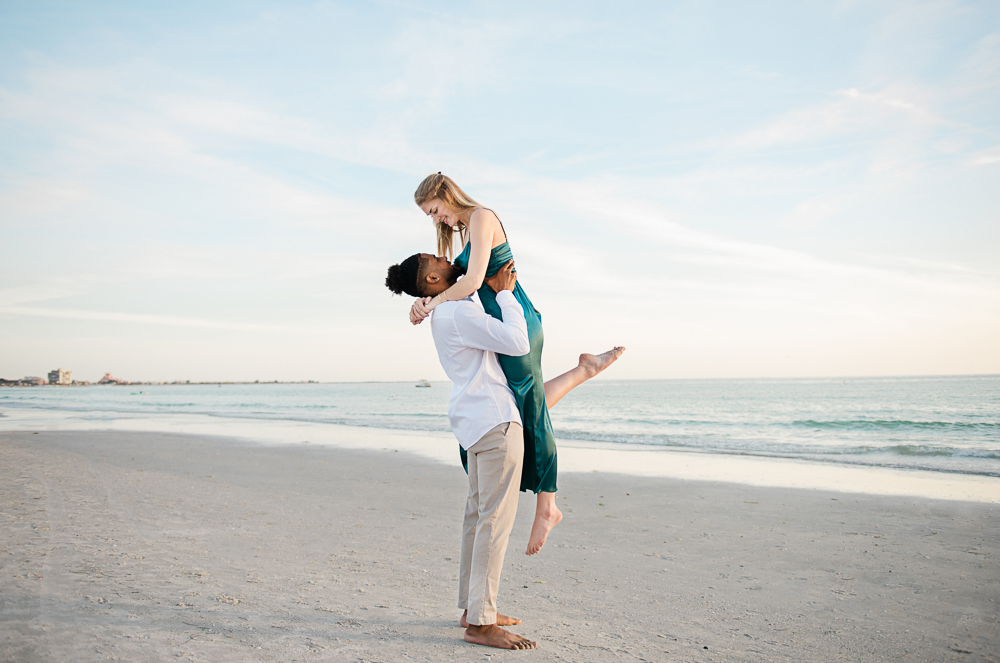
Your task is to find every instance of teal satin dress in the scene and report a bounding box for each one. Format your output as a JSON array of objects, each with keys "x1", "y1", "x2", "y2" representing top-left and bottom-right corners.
[{"x1": 454, "y1": 239, "x2": 558, "y2": 494}]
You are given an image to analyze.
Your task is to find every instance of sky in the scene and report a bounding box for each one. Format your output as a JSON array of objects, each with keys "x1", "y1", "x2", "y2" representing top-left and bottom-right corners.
[{"x1": 1, "y1": 0, "x2": 998, "y2": 383}]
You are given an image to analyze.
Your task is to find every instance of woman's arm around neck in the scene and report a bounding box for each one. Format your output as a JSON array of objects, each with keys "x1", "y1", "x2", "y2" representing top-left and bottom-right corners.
[
  {"x1": 409, "y1": 209, "x2": 504, "y2": 325},
  {"x1": 434, "y1": 208, "x2": 500, "y2": 304}
]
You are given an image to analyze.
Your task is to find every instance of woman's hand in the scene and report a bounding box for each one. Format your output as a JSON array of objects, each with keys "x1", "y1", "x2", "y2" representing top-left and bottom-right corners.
[{"x1": 410, "y1": 297, "x2": 436, "y2": 325}]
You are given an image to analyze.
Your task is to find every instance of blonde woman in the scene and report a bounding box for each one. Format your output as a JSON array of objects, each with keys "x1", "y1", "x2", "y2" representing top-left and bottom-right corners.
[{"x1": 408, "y1": 172, "x2": 624, "y2": 555}]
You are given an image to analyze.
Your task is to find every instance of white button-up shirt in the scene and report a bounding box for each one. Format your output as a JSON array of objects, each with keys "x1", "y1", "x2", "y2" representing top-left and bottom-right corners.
[{"x1": 430, "y1": 290, "x2": 530, "y2": 450}]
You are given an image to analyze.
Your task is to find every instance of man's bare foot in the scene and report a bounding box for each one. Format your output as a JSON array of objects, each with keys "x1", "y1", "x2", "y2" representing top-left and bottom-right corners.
[
  {"x1": 460, "y1": 610, "x2": 521, "y2": 627},
  {"x1": 526, "y1": 500, "x2": 562, "y2": 556},
  {"x1": 465, "y1": 624, "x2": 537, "y2": 650},
  {"x1": 579, "y1": 346, "x2": 625, "y2": 379}
]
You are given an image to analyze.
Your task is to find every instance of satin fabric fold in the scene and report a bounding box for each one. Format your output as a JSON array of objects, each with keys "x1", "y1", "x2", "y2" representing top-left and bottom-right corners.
[{"x1": 454, "y1": 240, "x2": 558, "y2": 494}]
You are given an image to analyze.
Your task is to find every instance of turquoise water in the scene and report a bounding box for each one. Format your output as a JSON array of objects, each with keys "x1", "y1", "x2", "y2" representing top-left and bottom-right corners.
[{"x1": 2, "y1": 375, "x2": 997, "y2": 477}]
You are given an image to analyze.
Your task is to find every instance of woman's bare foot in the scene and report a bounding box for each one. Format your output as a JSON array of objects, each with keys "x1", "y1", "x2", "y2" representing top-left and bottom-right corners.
[
  {"x1": 465, "y1": 624, "x2": 537, "y2": 650},
  {"x1": 526, "y1": 493, "x2": 562, "y2": 556},
  {"x1": 579, "y1": 346, "x2": 625, "y2": 379},
  {"x1": 460, "y1": 610, "x2": 521, "y2": 627}
]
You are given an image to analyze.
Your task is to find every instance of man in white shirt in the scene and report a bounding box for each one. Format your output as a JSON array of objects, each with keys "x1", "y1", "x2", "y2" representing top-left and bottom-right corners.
[{"x1": 385, "y1": 253, "x2": 537, "y2": 651}]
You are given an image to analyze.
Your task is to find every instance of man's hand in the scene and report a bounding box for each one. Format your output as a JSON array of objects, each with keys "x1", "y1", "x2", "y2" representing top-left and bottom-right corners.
[{"x1": 485, "y1": 260, "x2": 517, "y2": 293}]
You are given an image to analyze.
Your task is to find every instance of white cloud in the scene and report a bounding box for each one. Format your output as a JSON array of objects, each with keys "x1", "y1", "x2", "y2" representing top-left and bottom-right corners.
[
  {"x1": 0, "y1": 179, "x2": 97, "y2": 221},
  {"x1": 541, "y1": 180, "x2": 1000, "y2": 306},
  {"x1": 839, "y1": 87, "x2": 936, "y2": 119},
  {"x1": 0, "y1": 305, "x2": 330, "y2": 333}
]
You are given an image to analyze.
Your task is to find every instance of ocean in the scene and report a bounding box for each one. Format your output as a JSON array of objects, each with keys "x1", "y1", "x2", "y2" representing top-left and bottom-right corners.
[{"x1": 2, "y1": 375, "x2": 997, "y2": 478}]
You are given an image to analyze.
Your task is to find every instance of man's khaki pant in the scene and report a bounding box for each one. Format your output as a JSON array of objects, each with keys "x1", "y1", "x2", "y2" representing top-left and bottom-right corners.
[{"x1": 457, "y1": 422, "x2": 524, "y2": 626}]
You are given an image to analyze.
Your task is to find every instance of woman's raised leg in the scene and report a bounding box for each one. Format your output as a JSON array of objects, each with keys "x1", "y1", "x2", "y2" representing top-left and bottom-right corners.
[{"x1": 543, "y1": 347, "x2": 626, "y2": 409}]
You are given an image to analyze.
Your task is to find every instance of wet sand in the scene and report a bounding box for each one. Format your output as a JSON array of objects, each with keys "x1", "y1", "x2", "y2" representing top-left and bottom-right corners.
[{"x1": 1, "y1": 429, "x2": 997, "y2": 662}]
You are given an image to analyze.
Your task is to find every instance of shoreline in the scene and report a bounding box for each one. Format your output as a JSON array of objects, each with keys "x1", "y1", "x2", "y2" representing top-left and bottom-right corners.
[
  {"x1": 1, "y1": 428, "x2": 997, "y2": 661},
  {"x1": 1, "y1": 407, "x2": 998, "y2": 504},
  {"x1": 4, "y1": 404, "x2": 997, "y2": 481}
]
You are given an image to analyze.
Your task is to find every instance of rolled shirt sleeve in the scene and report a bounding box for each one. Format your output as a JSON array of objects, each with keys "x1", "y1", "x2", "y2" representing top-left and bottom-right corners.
[{"x1": 452, "y1": 290, "x2": 529, "y2": 357}]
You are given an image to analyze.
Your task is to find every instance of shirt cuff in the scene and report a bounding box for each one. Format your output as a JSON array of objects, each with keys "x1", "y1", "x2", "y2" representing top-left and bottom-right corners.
[{"x1": 496, "y1": 290, "x2": 517, "y2": 305}]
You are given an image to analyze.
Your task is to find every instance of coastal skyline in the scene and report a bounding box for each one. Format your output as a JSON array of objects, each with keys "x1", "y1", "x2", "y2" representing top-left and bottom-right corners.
[{"x1": 1, "y1": 1, "x2": 999, "y2": 382}]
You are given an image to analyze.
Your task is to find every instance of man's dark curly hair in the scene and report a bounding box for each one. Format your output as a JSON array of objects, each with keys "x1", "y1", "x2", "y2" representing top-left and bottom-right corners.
[{"x1": 385, "y1": 254, "x2": 424, "y2": 298}]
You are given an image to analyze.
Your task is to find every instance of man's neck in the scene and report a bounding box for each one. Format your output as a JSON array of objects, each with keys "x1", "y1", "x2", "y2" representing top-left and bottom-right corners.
[{"x1": 429, "y1": 281, "x2": 459, "y2": 299}]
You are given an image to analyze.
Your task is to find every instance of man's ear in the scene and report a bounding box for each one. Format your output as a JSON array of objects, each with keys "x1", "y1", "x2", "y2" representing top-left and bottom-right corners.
[{"x1": 425, "y1": 272, "x2": 441, "y2": 285}]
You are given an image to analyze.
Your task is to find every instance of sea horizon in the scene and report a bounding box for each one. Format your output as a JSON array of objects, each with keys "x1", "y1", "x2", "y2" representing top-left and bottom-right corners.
[
  {"x1": 4, "y1": 374, "x2": 997, "y2": 480},
  {"x1": 4, "y1": 371, "x2": 999, "y2": 386}
]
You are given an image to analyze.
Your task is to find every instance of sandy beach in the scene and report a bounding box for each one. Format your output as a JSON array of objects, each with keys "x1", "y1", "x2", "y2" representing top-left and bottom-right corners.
[{"x1": 1, "y1": 427, "x2": 997, "y2": 662}]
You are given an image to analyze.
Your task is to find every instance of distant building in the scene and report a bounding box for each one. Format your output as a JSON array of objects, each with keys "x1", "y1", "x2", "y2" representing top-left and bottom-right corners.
[
  {"x1": 98, "y1": 372, "x2": 126, "y2": 385},
  {"x1": 48, "y1": 368, "x2": 72, "y2": 385},
  {"x1": 23, "y1": 376, "x2": 46, "y2": 385}
]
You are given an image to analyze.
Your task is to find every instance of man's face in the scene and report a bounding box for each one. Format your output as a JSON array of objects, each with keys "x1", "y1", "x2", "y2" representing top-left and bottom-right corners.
[{"x1": 420, "y1": 253, "x2": 459, "y2": 294}]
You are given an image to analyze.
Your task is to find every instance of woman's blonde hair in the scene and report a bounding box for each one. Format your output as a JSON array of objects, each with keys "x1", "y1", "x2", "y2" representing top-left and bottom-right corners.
[{"x1": 414, "y1": 172, "x2": 481, "y2": 260}]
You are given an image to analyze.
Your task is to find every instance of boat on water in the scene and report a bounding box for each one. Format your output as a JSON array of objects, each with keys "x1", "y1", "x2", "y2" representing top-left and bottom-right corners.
[{"x1": 415, "y1": 380, "x2": 431, "y2": 388}]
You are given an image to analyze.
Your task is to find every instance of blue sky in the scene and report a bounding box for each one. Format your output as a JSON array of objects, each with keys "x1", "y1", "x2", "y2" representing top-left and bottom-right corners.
[{"x1": 1, "y1": 0, "x2": 998, "y2": 382}]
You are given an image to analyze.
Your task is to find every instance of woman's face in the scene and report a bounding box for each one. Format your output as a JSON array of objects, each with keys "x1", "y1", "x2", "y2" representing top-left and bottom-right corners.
[{"x1": 419, "y1": 198, "x2": 457, "y2": 227}]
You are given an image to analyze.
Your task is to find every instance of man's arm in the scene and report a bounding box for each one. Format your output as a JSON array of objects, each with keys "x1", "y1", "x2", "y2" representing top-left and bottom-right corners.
[{"x1": 451, "y1": 260, "x2": 529, "y2": 357}]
